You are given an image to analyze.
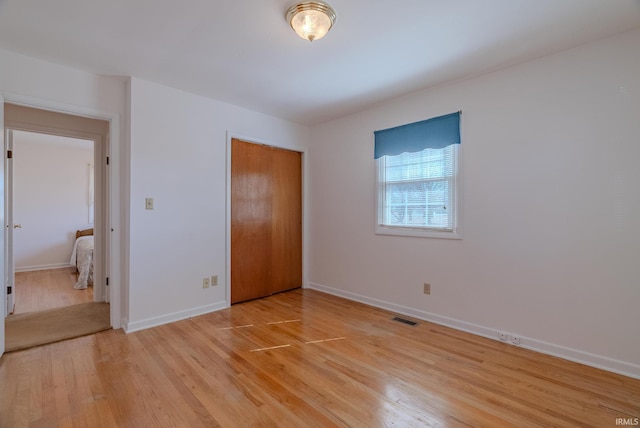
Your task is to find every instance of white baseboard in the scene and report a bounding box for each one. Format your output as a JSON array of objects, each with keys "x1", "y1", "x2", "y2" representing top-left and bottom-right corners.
[
  {"x1": 307, "y1": 282, "x2": 640, "y2": 380},
  {"x1": 15, "y1": 263, "x2": 72, "y2": 272},
  {"x1": 123, "y1": 301, "x2": 228, "y2": 334}
]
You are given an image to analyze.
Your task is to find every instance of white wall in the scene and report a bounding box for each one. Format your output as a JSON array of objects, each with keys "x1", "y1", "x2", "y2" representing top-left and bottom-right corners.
[
  {"x1": 0, "y1": 49, "x2": 124, "y2": 114},
  {"x1": 126, "y1": 77, "x2": 309, "y2": 330},
  {"x1": 308, "y1": 29, "x2": 640, "y2": 377},
  {"x1": 13, "y1": 131, "x2": 93, "y2": 271}
]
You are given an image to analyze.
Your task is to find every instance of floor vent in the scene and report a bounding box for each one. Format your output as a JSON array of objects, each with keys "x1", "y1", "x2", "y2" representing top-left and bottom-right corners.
[{"x1": 392, "y1": 316, "x2": 418, "y2": 326}]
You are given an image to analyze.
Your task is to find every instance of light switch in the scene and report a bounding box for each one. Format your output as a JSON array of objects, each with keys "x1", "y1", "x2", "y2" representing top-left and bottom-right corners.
[{"x1": 145, "y1": 197, "x2": 154, "y2": 210}]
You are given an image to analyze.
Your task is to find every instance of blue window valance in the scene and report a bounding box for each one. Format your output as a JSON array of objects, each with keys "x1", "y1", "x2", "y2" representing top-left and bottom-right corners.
[{"x1": 374, "y1": 111, "x2": 460, "y2": 159}]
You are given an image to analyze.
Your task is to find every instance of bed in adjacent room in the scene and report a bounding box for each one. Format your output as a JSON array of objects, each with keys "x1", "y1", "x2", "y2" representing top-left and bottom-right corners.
[{"x1": 70, "y1": 228, "x2": 94, "y2": 289}]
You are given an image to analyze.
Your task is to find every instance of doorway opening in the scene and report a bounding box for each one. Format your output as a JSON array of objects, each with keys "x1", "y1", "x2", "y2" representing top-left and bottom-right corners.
[
  {"x1": 4, "y1": 103, "x2": 111, "y2": 350},
  {"x1": 11, "y1": 131, "x2": 96, "y2": 314}
]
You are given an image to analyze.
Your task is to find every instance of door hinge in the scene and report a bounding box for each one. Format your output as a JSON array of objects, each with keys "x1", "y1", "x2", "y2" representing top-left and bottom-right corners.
[
  {"x1": 106, "y1": 277, "x2": 109, "y2": 286},
  {"x1": 7, "y1": 150, "x2": 12, "y2": 159},
  {"x1": 7, "y1": 286, "x2": 12, "y2": 294},
  {"x1": 106, "y1": 156, "x2": 110, "y2": 165}
]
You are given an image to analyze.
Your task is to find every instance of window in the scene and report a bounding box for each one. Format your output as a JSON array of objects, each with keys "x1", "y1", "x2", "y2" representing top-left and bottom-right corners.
[{"x1": 374, "y1": 112, "x2": 461, "y2": 239}]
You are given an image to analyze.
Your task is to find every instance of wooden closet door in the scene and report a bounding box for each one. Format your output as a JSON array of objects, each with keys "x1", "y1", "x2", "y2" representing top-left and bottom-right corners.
[
  {"x1": 231, "y1": 140, "x2": 272, "y2": 303},
  {"x1": 231, "y1": 139, "x2": 302, "y2": 304},
  {"x1": 270, "y1": 146, "x2": 302, "y2": 294}
]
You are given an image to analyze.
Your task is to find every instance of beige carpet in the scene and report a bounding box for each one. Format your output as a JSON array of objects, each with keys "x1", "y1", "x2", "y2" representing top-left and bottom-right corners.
[{"x1": 5, "y1": 302, "x2": 110, "y2": 352}]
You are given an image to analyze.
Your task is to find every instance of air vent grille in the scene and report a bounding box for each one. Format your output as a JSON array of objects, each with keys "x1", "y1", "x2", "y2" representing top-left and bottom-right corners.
[{"x1": 392, "y1": 316, "x2": 418, "y2": 326}]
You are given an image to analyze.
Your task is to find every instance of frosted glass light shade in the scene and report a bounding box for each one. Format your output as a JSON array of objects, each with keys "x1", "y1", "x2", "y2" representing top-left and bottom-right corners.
[{"x1": 286, "y1": 2, "x2": 336, "y2": 42}]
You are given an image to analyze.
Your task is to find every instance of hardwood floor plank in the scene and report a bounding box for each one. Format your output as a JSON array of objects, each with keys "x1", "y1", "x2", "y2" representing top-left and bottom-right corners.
[
  {"x1": 2, "y1": 289, "x2": 639, "y2": 427},
  {"x1": 164, "y1": 323, "x2": 306, "y2": 427},
  {"x1": 185, "y1": 321, "x2": 341, "y2": 427},
  {"x1": 14, "y1": 268, "x2": 92, "y2": 314}
]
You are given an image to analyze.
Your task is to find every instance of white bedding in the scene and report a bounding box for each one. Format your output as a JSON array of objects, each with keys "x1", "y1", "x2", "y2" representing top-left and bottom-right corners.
[{"x1": 70, "y1": 235, "x2": 94, "y2": 289}]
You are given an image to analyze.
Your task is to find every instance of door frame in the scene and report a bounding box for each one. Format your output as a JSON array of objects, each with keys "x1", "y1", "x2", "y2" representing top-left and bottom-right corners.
[
  {"x1": 225, "y1": 131, "x2": 307, "y2": 307},
  {"x1": 1, "y1": 100, "x2": 5, "y2": 357},
  {"x1": 2, "y1": 93, "x2": 122, "y2": 331},
  {"x1": 5, "y1": 129, "x2": 14, "y2": 315}
]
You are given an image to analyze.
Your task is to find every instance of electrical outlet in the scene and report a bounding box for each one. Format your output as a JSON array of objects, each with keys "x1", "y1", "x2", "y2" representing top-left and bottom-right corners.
[
  {"x1": 511, "y1": 336, "x2": 521, "y2": 345},
  {"x1": 423, "y1": 283, "x2": 431, "y2": 295},
  {"x1": 211, "y1": 275, "x2": 218, "y2": 286},
  {"x1": 202, "y1": 277, "x2": 210, "y2": 289},
  {"x1": 499, "y1": 332, "x2": 509, "y2": 342}
]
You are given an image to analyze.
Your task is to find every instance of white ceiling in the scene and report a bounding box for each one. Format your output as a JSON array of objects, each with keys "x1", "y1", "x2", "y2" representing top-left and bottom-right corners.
[{"x1": 0, "y1": 0, "x2": 639, "y2": 125}]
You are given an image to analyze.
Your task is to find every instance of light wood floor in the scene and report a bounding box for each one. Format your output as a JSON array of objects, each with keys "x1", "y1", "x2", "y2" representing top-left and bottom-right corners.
[
  {"x1": 13, "y1": 268, "x2": 93, "y2": 314},
  {"x1": 1, "y1": 289, "x2": 639, "y2": 427}
]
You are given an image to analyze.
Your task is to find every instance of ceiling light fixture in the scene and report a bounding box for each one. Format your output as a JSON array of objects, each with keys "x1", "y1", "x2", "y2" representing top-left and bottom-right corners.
[{"x1": 286, "y1": 1, "x2": 336, "y2": 42}]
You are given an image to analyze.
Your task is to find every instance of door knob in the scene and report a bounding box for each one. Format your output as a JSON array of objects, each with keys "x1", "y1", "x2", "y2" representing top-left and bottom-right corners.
[{"x1": 13, "y1": 224, "x2": 21, "y2": 229}]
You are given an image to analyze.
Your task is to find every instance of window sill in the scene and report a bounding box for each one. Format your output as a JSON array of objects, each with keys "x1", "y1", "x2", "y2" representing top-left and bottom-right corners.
[{"x1": 375, "y1": 224, "x2": 462, "y2": 240}]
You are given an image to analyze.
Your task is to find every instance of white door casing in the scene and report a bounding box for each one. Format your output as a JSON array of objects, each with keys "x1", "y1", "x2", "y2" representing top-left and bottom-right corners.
[
  {"x1": 1, "y1": 98, "x2": 6, "y2": 358},
  {"x1": 3, "y1": 103, "x2": 111, "y2": 319},
  {"x1": 1, "y1": 95, "x2": 122, "y2": 335},
  {"x1": 5, "y1": 129, "x2": 14, "y2": 315}
]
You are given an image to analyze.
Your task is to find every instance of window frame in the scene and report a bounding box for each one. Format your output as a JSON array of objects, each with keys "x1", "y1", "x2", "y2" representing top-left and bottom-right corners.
[{"x1": 375, "y1": 144, "x2": 462, "y2": 239}]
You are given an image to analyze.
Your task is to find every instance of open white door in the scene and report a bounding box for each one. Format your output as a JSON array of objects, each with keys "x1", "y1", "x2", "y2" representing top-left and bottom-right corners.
[
  {"x1": 5, "y1": 129, "x2": 14, "y2": 315},
  {"x1": 1, "y1": 99, "x2": 6, "y2": 358}
]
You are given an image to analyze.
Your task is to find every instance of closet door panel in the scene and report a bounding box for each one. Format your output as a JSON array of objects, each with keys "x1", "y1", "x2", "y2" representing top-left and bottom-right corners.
[
  {"x1": 270, "y1": 147, "x2": 302, "y2": 294},
  {"x1": 231, "y1": 139, "x2": 302, "y2": 304},
  {"x1": 230, "y1": 139, "x2": 272, "y2": 304}
]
